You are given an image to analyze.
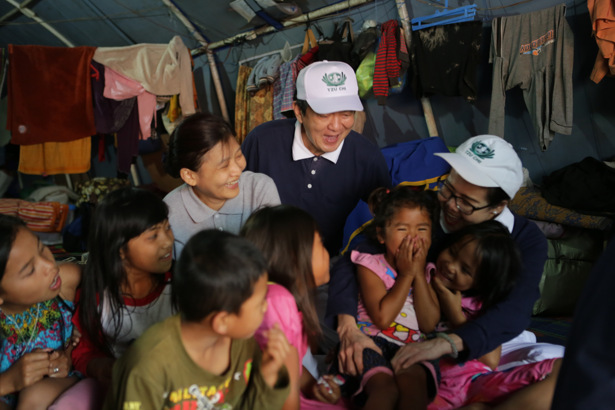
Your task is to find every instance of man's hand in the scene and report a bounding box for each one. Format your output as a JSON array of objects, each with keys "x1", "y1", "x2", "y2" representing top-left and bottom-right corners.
[
  {"x1": 337, "y1": 314, "x2": 381, "y2": 376},
  {"x1": 391, "y1": 335, "x2": 461, "y2": 373}
]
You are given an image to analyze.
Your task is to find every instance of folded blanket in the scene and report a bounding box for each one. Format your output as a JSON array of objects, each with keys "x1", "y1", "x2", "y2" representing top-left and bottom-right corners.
[{"x1": 7, "y1": 45, "x2": 97, "y2": 145}]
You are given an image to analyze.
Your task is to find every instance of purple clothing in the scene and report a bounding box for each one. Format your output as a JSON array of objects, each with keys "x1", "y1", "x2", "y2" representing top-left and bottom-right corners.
[
  {"x1": 89, "y1": 61, "x2": 140, "y2": 174},
  {"x1": 327, "y1": 211, "x2": 547, "y2": 361},
  {"x1": 242, "y1": 118, "x2": 391, "y2": 255}
]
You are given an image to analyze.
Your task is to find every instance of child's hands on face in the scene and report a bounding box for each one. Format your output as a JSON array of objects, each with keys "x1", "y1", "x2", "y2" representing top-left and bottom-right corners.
[
  {"x1": 313, "y1": 375, "x2": 343, "y2": 404},
  {"x1": 431, "y1": 275, "x2": 463, "y2": 311},
  {"x1": 396, "y1": 235, "x2": 429, "y2": 278},
  {"x1": 260, "y1": 323, "x2": 291, "y2": 388}
]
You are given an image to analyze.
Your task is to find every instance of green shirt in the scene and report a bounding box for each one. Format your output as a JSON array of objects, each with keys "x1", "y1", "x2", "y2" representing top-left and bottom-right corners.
[{"x1": 105, "y1": 314, "x2": 289, "y2": 410}]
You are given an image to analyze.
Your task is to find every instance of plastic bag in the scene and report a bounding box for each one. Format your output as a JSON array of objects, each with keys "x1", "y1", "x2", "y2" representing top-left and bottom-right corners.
[{"x1": 356, "y1": 51, "x2": 376, "y2": 98}]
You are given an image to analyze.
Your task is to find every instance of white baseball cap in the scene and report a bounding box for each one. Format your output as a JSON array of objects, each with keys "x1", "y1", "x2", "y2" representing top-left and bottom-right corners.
[
  {"x1": 296, "y1": 61, "x2": 364, "y2": 114},
  {"x1": 434, "y1": 135, "x2": 523, "y2": 199}
]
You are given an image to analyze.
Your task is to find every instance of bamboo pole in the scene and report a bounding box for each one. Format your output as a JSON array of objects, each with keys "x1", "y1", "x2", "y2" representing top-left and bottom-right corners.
[
  {"x1": 395, "y1": 0, "x2": 439, "y2": 138},
  {"x1": 196, "y1": 0, "x2": 374, "y2": 53},
  {"x1": 4, "y1": 0, "x2": 74, "y2": 47},
  {"x1": 0, "y1": 0, "x2": 34, "y2": 23},
  {"x1": 161, "y1": 0, "x2": 230, "y2": 122}
]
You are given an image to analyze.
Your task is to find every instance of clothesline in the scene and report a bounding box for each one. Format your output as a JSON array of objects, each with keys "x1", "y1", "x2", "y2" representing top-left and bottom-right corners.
[{"x1": 238, "y1": 43, "x2": 303, "y2": 66}]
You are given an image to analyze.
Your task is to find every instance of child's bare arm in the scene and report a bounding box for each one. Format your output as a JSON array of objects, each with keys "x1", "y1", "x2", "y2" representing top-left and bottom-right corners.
[
  {"x1": 408, "y1": 237, "x2": 440, "y2": 333},
  {"x1": 260, "y1": 324, "x2": 291, "y2": 388},
  {"x1": 0, "y1": 350, "x2": 51, "y2": 396},
  {"x1": 431, "y1": 275, "x2": 466, "y2": 328},
  {"x1": 358, "y1": 236, "x2": 427, "y2": 330},
  {"x1": 477, "y1": 345, "x2": 501, "y2": 370},
  {"x1": 58, "y1": 262, "x2": 82, "y2": 303},
  {"x1": 357, "y1": 263, "x2": 411, "y2": 330}
]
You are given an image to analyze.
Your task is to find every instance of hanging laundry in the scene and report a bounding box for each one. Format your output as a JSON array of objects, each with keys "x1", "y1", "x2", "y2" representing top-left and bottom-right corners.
[
  {"x1": 91, "y1": 61, "x2": 136, "y2": 135},
  {"x1": 488, "y1": 4, "x2": 573, "y2": 150},
  {"x1": 235, "y1": 65, "x2": 253, "y2": 143},
  {"x1": 90, "y1": 60, "x2": 141, "y2": 174},
  {"x1": 93, "y1": 36, "x2": 196, "y2": 117},
  {"x1": 409, "y1": 21, "x2": 482, "y2": 101},
  {"x1": 273, "y1": 54, "x2": 300, "y2": 119},
  {"x1": 246, "y1": 54, "x2": 282, "y2": 93},
  {"x1": 588, "y1": 0, "x2": 615, "y2": 83},
  {"x1": 103, "y1": 65, "x2": 157, "y2": 140},
  {"x1": 373, "y1": 20, "x2": 408, "y2": 105},
  {"x1": 7, "y1": 45, "x2": 96, "y2": 145},
  {"x1": 19, "y1": 138, "x2": 91, "y2": 175},
  {"x1": 248, "y1": 84, "x2": 274, "y2": 133},
  {"x1": 296, "y1": 27, "x2": 319, "y2": 73}
]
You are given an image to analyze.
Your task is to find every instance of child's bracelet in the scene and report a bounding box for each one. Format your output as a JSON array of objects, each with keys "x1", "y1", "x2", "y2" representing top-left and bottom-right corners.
[{"x1": 435, "y1": 332, "x2": 459, "y2": 359}]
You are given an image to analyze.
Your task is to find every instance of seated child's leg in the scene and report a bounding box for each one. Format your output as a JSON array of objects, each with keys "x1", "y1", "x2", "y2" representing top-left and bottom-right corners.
[
  {"x1": 359, "y1": 340, "x2": 404, "y2": 410},
  {"x1": 17, "y1": 376, "x2": 79, "y2": 410},
  {"x1": 363, "y1": 372, "x2": 398, "y2": 410},
  {"x1": 395, "y1": 363, "x2": 433, "y2": 410},
  {"x1": 48, "y1": 378, "x2": 105, "y2": 410}
]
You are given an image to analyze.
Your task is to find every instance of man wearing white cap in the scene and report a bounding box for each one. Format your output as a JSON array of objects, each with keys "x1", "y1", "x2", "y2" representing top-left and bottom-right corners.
[{"x1": 242, "y1": 61, "x2": 391, "y2": 256}]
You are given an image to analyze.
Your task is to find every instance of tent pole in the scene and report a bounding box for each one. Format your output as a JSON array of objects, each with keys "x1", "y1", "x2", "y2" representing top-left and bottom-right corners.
[
  {"x1": 395, "y1": 0, "x2": 439, "y2": 138},
  {"x1": 161, "y1": 0, "x2": 230, "y2": 122},
  {"x1": 0, "y1": 0, "x2": 34, "y2": 23},
  {"x1": 197, "y1": 0, "x2": 374, "y2": 53},
  {"x1": 4, "y1": 0, "x2": 74, "y2": 47}
]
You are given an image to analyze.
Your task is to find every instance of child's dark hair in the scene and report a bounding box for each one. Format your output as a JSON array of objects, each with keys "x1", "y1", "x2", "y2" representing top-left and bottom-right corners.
[
  {"x1": 173, "y1": 230, "x2": 267, "y2": 322},
  {"x1": 79, "y1": 187, "x2": 170, "y2": 355},
  {"x1": 442, "y1": 220, "x2": 520, "y2": 310},
  {"x1": 0, "y1": 215, "x2": 26, "y2": 281},
  {"x1": 365, "y1": 185, "x2": 439, "y2": 244},
  {"x1": 240, "y1": 205, "x2": 322, "y2": 348},
  {"x1": 163, "y1": 112, "x2": 236, "y2": 178}
]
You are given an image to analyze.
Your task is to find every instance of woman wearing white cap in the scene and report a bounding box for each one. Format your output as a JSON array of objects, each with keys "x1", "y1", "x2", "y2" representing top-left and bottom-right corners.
[{"x1": 329, "y1": 135, "x2": 563, "y2": 405}]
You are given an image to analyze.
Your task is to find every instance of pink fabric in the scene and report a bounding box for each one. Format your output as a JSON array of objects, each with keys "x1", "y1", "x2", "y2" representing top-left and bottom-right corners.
[
  {"x1": 49, "y1": 378, "x2": 105, "y2": 410},
  {"x1": 255, "y1": 284, "x2": 349, "y2": 409},
  {"x1": 299, "y1": 395, "x2": 350, "y2": 409},
  {"x1": 255, "y1": 283, "x2": 307, "y2": 364},
  {"x1": 103, "y1": 66, "x2": 156, "y2": 140},
  {"x1": 429, "y1": 358, "x2": 557, "y2": 409},
  {"x1": 352, "y1": 251, "x2": 424, "y2": 345}
]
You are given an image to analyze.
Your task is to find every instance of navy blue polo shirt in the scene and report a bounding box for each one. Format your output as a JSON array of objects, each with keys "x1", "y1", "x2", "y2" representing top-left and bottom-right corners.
[{"x1": 242, "y1": 118, "x2": 391, "y2": 255}]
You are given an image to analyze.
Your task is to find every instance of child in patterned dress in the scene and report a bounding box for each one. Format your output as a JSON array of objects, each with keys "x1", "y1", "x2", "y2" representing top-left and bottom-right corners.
[{"x1": 0, "y1": 215, "x2": 82, "y2": 409}]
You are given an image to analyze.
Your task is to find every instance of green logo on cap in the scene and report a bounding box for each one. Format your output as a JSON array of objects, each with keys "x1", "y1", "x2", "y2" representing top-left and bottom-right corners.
[
  {"x1": 321, "y1": 72, "x2": 346, "y2": 87},
  {"x1": 470, "y1": 141, "x2": 494, "y2": 159}
]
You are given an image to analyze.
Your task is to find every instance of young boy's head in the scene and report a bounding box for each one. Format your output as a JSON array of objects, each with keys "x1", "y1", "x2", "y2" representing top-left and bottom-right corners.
[{"x1": 173, "y1": 229, "x2": 268, "y2": 337}]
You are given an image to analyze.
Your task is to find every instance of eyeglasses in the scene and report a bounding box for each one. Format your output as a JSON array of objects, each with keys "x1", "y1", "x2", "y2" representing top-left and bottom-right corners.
[{"x1": 437, "y1": 180, "x2": 491, "y2": 216}]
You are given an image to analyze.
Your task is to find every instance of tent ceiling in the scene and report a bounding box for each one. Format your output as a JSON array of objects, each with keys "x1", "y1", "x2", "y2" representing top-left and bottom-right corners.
[
  {"x1": 1, "y1": 0, "x2": 582, "y2": 52},
  {"x1": 0, "y1": 0, "x2": 343, "y2": 50}
]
